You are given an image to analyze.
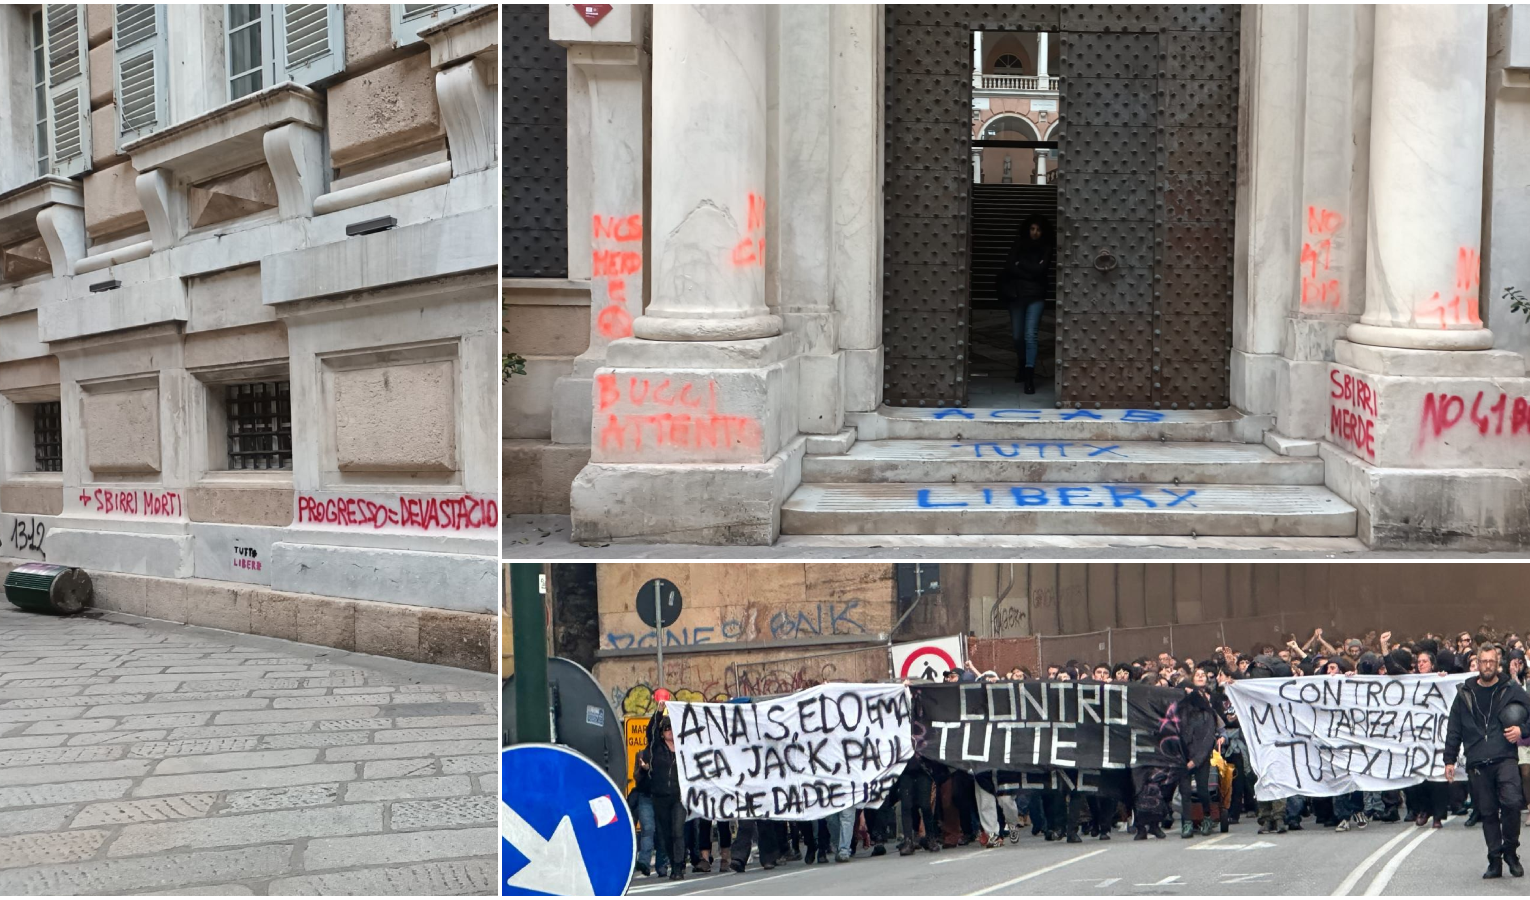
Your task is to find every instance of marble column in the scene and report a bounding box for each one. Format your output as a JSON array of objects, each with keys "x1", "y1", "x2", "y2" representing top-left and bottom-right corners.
[
  {"x1": 1034, "y1": 150, "x2": 1047, "y2": 185},
  {"x1": 973, "y1": 30, "x2": 983, "y2": 87},
  {"x1": 1348, "y1": 4, "x2": 1493, "y2": 350},
  {"x1": 1036, "y1": 32, "x2": 1049, "y2": 79},
  {"x1": 632, "y1": 4, "x2": 781, "y2": 342},
  {"x1": 972, "y1": 148, "x2": 984, "y2": 183}
]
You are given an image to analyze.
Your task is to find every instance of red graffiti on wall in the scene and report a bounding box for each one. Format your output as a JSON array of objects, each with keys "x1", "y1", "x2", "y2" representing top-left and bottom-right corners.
[
  {"x1": 1417, "y1": 391, "x2": 1530, "y2": 450},
  {"x1": 1328, "y1": 369, "x2": 1378, "y2": 460},
  {"x1": 1300, "y1": 206, "x2": 1343, "y2": 309},
  {"x1": 1416, "y1": 247, "x2": 1482, "y2": 329},
  {"x1": 78, "y1": 489, "x2": 183, "y2": 518},
  {"x1": 731, "y1": 193, "x2": 766, "y2": 268},
  {"x1": 592, "y1": 214, "x2": 644, "y2": 340},
  {"x1": 295, "y1": 494, "x2": 499, "y2": 531},
  {"x1": 595, "y1": 373, "x2": 763, "y2": 454}
]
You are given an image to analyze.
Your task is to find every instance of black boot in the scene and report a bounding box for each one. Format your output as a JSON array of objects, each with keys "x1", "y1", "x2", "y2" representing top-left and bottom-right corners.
[
  {"x1": 1134, "y1": 825, "x2": 1148, "y2": 841},
  {"x1": 1149, "y1": 822, "x2": 1166, "y2": 840},
  {"x1": 1022, "y1": 366, "x2": 1036, "y2": 395},
  {"x1": 1485, "y1": 857, "x2": 1504, "y2": 879},
  {"x1": 1507, "y1": 853, "x2": 1525, "y2": 878}
]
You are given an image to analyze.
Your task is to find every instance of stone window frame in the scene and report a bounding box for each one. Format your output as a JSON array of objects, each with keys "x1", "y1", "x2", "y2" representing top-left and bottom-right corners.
[
  {"x1": 223, "y1": 3, "x2": 346, "y2": 102},
  {"x1": 190, "y1": 360, "x2": 296, "y2": 485},
  {"x1": 1, "y1": 385, "x2": 65, "y2": 481},
  {"x1": 316, "y1": 338, "x2": 463, "y2": 489}
]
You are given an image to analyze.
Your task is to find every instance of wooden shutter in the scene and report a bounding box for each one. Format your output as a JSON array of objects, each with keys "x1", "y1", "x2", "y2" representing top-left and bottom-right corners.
[
  {"x1": 277, "y1": 4, "x2": 343, "y2": 85},
  {"x1": 43, "y1": 4, "x2": 92, "y2": 176},
  {"x1": 114, "y1": 4, "x2": 167, "y2": 144}
]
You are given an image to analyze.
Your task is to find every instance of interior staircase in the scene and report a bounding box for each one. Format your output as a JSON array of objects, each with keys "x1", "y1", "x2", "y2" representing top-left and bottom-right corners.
[{"x1": 779, "y1": 407, "x2": 1358, "y2": 539}]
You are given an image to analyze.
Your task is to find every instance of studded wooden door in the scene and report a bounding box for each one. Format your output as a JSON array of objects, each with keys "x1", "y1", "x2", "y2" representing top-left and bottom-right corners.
[
  {"x1": 882, "y1": 5, "x2": 1239, "y2": 409},
  {"x1": 1055, "y1": 8, "x2": 1239, "y2": 409}
]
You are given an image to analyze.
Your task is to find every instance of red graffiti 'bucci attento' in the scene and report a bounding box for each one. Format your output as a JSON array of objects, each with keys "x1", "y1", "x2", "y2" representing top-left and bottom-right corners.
[
  {"x1": 731, "y1": 193, "x2": 766, "y2": 268},
  {"x1": 1418, "y1": 391, "x2": 1530, "y2": 449},
  {"x1": 1300, "y1": 206, "x2": 1343, "y2": 309},
  {"x1": 295, "y1": 494, "x2": 499, "y2": 532},
  {"x1": 593, "y1": 214, "x2": 644, "y2": 340},
  {"x1": 79, "y1": 489, "x2": 183, "y2": 518},
  {"x1": 595, "y1": 373, "x2": 764, "y2": 454},
  {"x1": 1329, "y1": 370, "x2": 1378, "y2": 460},
  {"x1": 1417, "y1": 247, "x2": 1482, "y2": 329}
]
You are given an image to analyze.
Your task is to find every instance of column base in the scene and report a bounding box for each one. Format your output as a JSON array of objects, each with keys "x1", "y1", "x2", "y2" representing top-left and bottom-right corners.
[
  {"x1": 1347, "y1": 321, "x2": 1495, "y2": 351},
  {"x1": 632, "y1": 313, "x2": 783, "y2": 342},
  {"x1": 569, "y1": 437, "x2": 806, "y2": 544},
  {"x1": 1320, "y1": 443, "x2": 1530, "y2": 549},
  {"x1": 1326, "y1": 340, "x2": 1530, "y2": 469}
]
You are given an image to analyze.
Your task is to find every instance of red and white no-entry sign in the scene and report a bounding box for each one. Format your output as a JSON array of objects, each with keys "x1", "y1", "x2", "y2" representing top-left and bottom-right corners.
[{"x1": 891, "y1": 635, "x2": 965, "y2": 681}]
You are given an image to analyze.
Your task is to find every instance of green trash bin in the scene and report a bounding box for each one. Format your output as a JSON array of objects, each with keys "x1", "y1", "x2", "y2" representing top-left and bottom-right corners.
[{"x1": 5, "y1": 563, "x2": 92, "y2": 615}]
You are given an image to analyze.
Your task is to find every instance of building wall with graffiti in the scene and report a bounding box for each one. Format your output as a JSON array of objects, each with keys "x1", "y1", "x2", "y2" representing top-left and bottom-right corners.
[{"x1": 592, "y1": 563, "x2": 897, "y2": 716}]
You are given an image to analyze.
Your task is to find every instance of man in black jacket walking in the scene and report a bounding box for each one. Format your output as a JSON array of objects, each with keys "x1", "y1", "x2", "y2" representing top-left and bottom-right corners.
[{"x1": 1444, "y1": 643, "x2": 1530, "y2": 878}]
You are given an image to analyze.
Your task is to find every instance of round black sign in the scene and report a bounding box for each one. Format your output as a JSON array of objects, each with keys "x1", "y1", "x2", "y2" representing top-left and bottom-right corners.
[{"x1": 636, "y1": 578, "x2": 683, "y2": 629}]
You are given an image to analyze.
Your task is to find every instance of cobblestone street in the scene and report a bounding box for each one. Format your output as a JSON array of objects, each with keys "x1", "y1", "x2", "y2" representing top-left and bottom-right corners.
[{"x1": 0, "y1": 603, "x2": 498, "y2": 895}]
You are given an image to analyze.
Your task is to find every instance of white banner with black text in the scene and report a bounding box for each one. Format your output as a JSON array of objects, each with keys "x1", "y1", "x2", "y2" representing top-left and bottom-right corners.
[
  {"x1": 669, "y1": 683, "x2": 913, "y2": 821},
  {"x1": 1226, "y1": 674, "x2": 1472, "y2": 800}
]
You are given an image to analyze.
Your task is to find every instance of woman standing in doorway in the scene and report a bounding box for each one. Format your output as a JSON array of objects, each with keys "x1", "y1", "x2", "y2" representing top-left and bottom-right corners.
[{"x1": 997, "y1": 214, "x2": 1055, "y2": 394}]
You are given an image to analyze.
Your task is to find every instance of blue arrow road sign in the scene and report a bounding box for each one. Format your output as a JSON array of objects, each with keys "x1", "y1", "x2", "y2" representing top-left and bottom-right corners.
[{"x1": 503, "y1": 743, "x2": 636, "y2": 896}]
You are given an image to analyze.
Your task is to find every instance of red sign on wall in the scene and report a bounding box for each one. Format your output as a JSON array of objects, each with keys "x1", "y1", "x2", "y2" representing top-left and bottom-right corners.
[{"x1": 574, "y1": 4, "x2": 612, "y2": 26}]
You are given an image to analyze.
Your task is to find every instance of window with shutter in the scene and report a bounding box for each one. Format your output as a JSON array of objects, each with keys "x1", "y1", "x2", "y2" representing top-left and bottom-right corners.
[
  {"x1": 114, "y1": 4, "x2": 168, "y2": 144},
  {"x1": 390, "y1": 3, "x2": 475, "y2": 46},
  {"x1": 43, "y1": 4, "x2": 92, "y2": 177},
  {"x1": 277, "y1": 4, "x2": 343, "y2": 84},
  {"x1": 226, "y1": 4, "x2": 269, "y2": 100},
  {"x1": 30, "y1": 10, "x2": 48, "y2": 177},
  {"x1": 226, "y1": 4, "x2": 342, "y2": 96}
]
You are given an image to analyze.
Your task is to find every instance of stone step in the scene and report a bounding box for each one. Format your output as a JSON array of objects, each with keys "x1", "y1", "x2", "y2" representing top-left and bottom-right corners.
[
  {"x1": 803, "y1": 440, "x2": 1324, "y2": 485},
  {"x1": 849, "y1": 407, "x2": 1270, "y2": 443},
  {"x1": 780, "y1": 483, "x2": 1357, "y2": 537}
]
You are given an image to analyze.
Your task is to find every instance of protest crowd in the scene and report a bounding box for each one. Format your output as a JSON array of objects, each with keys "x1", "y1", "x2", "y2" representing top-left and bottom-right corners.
[{"x1": 626, "y1": 626, "x2": 1530, "y2": 882}]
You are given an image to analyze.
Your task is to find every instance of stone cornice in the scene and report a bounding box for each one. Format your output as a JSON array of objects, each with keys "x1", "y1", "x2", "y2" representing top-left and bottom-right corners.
[
  {"x1": 0, "y1": 177, "x2": 84, "y2": 247},
  {"x1": 421, "y1": 5, "x2": 497, "y2": 70},
  {"x1": 123, "y1": 83, "x2": 324, "y2": 183}
]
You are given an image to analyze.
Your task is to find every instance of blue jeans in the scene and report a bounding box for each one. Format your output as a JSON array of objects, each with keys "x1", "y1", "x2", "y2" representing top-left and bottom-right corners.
[
  {"x1": 1008, "y1": 300, "x2": 1046, "y2": 368},
  {"x1": 825, "y1": 809, "x2": 855, "y2": 857},
  {"x1": 636, "y1": 794, "x2": 670, "y2": 872}
]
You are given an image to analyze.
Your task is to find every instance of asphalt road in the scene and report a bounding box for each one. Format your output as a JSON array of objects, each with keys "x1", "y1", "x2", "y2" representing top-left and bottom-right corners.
[{"x1": 625, "y1": 816, "x2": 1529, "y2": 896}]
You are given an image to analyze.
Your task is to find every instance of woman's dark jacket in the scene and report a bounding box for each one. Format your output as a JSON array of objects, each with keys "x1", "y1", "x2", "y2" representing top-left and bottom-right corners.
[{"x1": 997, "y1": 215, "x2": 1055, "y2": 306}]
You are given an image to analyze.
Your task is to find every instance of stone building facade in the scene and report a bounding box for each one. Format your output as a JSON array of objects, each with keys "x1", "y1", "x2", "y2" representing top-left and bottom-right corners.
[
  {"x1": 0, "y1": 3, "x2": 499, "y2": 669},
  {"x1": 508, "y1": 4, "x2": 1530, "y2": 551}
]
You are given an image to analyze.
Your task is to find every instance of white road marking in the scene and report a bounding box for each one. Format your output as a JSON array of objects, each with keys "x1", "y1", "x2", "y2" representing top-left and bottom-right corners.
[
  {"x1": 1362, "y1": 827, "x2": 1438, "y2": 896},
  {"x1": 1135, "y1": 875, "x2": 1184, "y2": 886},
  {"x1": 1095, "y1": 877, "x2": 1122, "y2": 887},
  {"x1": 1191, "y1": 838, "x2": 1276, "y2": 851},
  {"x1": 1330, "y1": 827, "x2": 1418, "y2": 896},
  {"x1": 1220, "y1": 873, "x2": 1274, "y2": 884},
  {"x1": 679, "y1": 867, "x2": 813, "y2": 896},
  {"x1": 1189, "y1": 834, "x2": 1233, "y2": 849},
  {"x1": 965, "y1": 847, "x2": 1111, "y2": 895}
]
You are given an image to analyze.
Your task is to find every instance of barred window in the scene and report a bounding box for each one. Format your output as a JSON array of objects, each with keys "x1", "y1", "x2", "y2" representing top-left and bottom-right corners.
[
  {"x1": 32, "y1": 401, "x2": 62, "y2": 473},
  {"x1": 225, "y1": 381, "x2": 292, "y2": 470}
]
